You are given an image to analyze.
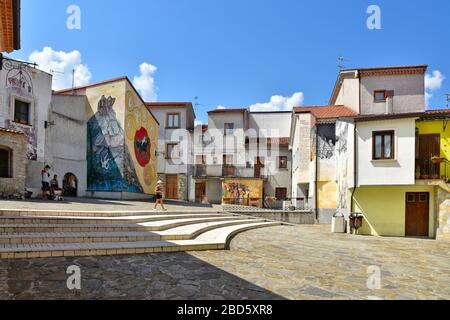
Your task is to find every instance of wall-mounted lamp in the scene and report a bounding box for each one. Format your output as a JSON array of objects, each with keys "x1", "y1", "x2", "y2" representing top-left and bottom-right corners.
[{"x1": 44, "y1": 121, "x2": 55, "y2": 129}]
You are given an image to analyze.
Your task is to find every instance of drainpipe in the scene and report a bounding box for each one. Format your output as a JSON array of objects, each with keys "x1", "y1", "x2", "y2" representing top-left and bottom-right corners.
[
  {"x1": 350, "y1": 122, "x2": 358, "y2": 213},
  {"x1": 315, "y1": 128, "x2": 319, "y2": 222}
]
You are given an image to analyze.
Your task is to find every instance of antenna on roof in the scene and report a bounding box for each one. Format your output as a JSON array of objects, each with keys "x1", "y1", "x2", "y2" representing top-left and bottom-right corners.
[{"x1": 338, "y1": 56, "x2": 350, "y2": 70}]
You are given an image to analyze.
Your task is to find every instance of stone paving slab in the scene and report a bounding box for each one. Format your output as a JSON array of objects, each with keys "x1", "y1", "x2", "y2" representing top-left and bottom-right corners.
[{"x1": 0, "y1": 224, "x2": 448, "y2": 300}]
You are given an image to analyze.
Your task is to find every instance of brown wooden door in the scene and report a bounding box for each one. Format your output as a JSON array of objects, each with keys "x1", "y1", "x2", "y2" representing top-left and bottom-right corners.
[
  {"x1": 165, "y1": 175, "x2": 178, "y2": 199},
  {"x1": 254, "y1": 157, "x2": 265, "y2": 178},
  {"x1": 195, "y1": 182, "x2": 206, "y2": 203},
  {"x1": 418, "y1": 134, "x2": 440, "y2": 177},
  {"x1": 405, "y1": 192, "x2": 429, "y2": 237}
]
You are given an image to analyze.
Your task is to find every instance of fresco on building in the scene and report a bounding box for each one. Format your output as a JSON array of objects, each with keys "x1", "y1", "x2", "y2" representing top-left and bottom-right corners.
[
  {"x1": 124, "y1": 85, "x2": 158, "y2": 194},
  {"x1": 336, "y1": 121, "x2": 351, "y2": 213},
  {"x1": 222, "y1": 179, "x2": 264, "y2": 208},
  {"x1": 317, "y1": 124, "x2": 337, "y2": 181},
  {"x1": 86, "y1": 90, "x2": 144, "y2": 192},
  {"x1": 3, "y1": 60, "x2": 38, "y2": 160}
]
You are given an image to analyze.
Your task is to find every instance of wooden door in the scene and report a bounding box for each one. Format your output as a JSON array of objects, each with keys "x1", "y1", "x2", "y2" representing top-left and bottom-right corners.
[
  {"x1": 418, "y1": 134, "x2": 440, "y2": 177},
  {"x1": 254, "y1": 157, "x2": 265, "y2": 178},
  {"x1": 165, "y1": 175, "x2": 178, "y2": 199},
  {"x1": 195, "y1": 182, "x2": 206, "y2": 203},
  {"x1": 405, "y1": 192, "x2": 429, "y2": 237}
]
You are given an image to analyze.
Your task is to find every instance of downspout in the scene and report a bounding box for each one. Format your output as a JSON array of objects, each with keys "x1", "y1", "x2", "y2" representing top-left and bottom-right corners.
[
  {"x1": 351, "y1": 71, "x2": 361, "y2": 213},
  {"x1": 315, "y1": 127, "x2": 319, "y2": 221}
]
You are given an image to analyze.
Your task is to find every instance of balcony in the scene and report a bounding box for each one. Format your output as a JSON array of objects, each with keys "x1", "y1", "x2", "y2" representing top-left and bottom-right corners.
[
  {"x1": 416, "y1": 157, "x2": 450, "y2": 182},
  {"x1": 193, "y1": 164, "x2": 269, "y2": 179}
]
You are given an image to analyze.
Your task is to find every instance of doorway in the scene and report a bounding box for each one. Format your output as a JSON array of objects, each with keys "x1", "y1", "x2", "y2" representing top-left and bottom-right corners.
[
  {"x1": 254, "y1": 157, "x2": 265, "y2": 178},
  {"x1": 195, "y1": 182, "x2": 206, "y2": 203},
  {"x1": 405, "y1": 192, "x2": 429, "y2": 237},
  {"x1": 418, "y1": 134, "x2": 440, "y2": 178},
  {"x1": 165, "y1": 175, "x2": 179, "y2": 199},
  {"x1": 63, "y1": 173, "x2": 78, "y2": 197}
]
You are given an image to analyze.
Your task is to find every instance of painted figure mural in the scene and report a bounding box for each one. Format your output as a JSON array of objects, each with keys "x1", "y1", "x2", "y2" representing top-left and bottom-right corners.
[{"x1": 87, "y1": 94, "x2": 143, "y2": 192}]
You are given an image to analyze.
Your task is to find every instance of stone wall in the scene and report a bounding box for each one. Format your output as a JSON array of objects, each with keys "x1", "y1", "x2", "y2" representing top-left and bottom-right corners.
[
  {"x1": 178, "y1": 173, "x2": 187, "y2": 201},
  {"x1": 0, "y1": 131, "x2": 27, "y2": 198},
  {"x1": 436, "y1": 186, "x2": 450, "y2": 241}
]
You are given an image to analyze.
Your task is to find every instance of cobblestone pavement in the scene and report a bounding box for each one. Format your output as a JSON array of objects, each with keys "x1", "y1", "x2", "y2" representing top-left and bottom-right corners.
[{"x1": 0, "y1": 225, "x2": 448, "y2": 300}]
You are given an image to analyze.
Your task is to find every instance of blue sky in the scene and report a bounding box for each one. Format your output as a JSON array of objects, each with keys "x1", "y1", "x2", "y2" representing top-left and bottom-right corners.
[{"x1": 10, "y1": 0, "x2": 450, "y2": 123}]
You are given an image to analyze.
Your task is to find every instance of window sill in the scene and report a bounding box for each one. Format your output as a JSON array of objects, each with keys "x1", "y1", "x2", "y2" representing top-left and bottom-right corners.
[
  {"x1": 12, "y1": 121, "x2": 32, "y2": 128},
  {"x1": 371, "y1": 159, "x2": 397, "y2": 163}
]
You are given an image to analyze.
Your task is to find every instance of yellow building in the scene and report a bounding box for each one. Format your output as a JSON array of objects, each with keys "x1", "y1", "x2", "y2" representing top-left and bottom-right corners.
[{"x1": 349, "y1": 111, "x2": 450, "y2": 239}]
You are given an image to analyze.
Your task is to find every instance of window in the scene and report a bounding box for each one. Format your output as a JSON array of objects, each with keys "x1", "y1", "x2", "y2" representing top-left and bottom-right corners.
[
  {"x1": 374, "y1": 90, "x2": 387, "y2": 102},
  {"x1": 14, "y1": 99, "x2": 31, "y2": 125},
  {"x1": 275, "y1": 188, "x2": 288, "y2": 201},
  {"x1": 166, "y1": 143, "x2": 179, "y2": 159},
  {"x1": 166, "y1": 113, "x2": 180, "y2": 129},
  {"x1": 224, "y1": 123, "x2": 235, "y2": 136},
  {"x1": 0, "y1": 148, "x2": 11, "y2": 178},
  {"x1": 373, "y1": 131, "x2": 395, "y2": 160},
  {"x1": 278, "y1": 156, "x2": 288, "y2": 169}
]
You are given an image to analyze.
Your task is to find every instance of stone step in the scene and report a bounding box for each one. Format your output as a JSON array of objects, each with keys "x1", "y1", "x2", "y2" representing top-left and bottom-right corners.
[
  {"x1": 0, "y1": 221, "x2": 283, "y2": 259},
  {"x1": 0, "y1": 219, "x2": 265, "y2": 244},
  {"x1": 0, "y1": 209, "x2": 223, "y2": 218},
  {"x1": 0, "y1": 213, "x2": 236, "y2": 225},
  {"x1": 0, "y1": 216, "x2": 253, "y2": 233}
]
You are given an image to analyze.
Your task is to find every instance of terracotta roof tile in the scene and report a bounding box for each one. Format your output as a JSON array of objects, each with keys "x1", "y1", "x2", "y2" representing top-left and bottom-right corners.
[{"x1": 293, "y1": 105, "x2": 357, "y2": 119}]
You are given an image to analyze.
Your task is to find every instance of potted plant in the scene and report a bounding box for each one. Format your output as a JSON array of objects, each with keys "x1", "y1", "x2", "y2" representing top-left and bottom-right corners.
[{"x1": 431, "y1": 155, "x2": 445, "y2": 164}]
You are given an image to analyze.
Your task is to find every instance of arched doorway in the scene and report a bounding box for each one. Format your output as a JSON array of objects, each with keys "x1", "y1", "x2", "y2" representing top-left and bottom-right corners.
[{"x1": 63, "y1": 173, "x2": 78, "y2": 197}]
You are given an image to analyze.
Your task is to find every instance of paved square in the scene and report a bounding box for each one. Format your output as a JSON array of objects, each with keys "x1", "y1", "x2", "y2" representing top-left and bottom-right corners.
[{"x1": 0, "y1": 224, "x2": 448, "y2": 300}]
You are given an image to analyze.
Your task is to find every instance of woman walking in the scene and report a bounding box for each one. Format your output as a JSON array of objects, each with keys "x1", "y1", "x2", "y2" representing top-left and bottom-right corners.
[{"x1": 154, "y1": 180, "x2": 166, "y2": 211}]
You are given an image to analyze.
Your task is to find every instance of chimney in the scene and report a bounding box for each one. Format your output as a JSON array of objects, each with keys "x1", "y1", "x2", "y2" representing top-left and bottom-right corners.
[{"x1": 385, "y1": 90, "x2": 395, "y2": 114}]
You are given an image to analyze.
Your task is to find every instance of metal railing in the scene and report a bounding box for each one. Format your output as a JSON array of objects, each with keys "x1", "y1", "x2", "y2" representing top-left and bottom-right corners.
[{"x1": 416, "y1": 157, "x2": 450, "y2": 182}]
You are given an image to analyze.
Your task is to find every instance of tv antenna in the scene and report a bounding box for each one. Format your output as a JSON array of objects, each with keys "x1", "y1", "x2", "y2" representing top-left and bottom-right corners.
[
  {"x1": 446, "y1": 93, "x2": 450, "y2": 109},
  {"x1": 338, "y1": 56, "x2": 351, "y2": 70}
]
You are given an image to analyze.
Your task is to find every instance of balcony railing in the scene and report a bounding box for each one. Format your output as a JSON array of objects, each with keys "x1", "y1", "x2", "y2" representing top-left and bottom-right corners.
[
  {"x1": 416, "y1": 157, "x2": 450, "y2": 182},
  {"x1": 193, "y1": 164, "x2": 270, "y2": 179}
]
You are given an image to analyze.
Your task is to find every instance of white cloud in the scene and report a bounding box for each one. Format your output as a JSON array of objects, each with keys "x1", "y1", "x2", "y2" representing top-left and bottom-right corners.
[
  {"x1": 425, "y1": 70, "x2": 445, "y2": 106},
  {"x1": 216, "y1": 105, "x2": 226, "y2": 110},
  {"x1": 247, "y1": 92, "x2": 304, "y2": 112},
  {"x1": 133, "y1": 62, "x2": 158, "y2": 102},
  {"x1": 28, "y1": 46, "x2": 92, "y2": 90}
]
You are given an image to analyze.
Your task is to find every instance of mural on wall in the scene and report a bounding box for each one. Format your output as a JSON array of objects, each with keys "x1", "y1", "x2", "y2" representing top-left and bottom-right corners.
[
  {"x1": 222, "y1": 179, "x2": 264, "y2": 208},
  {"x1": 336, "y1": 121, "x2": 350, "y2": 212},
  {"x1": 87, "y1": 93, "x2": 143, "y2": 192},
  {"x1": 317, "y1": 124, "x2": 337, "y2": 181},
  {"x1": 3, "y1": 60, "x2": 38, "y2": 160},
  {"x1": 124, "y1": 87, "x2": 158, "y2": 194}
]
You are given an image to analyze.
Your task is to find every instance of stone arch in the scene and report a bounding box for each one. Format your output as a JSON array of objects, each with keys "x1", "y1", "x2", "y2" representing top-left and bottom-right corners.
[
  {"x1": 63, "y1": 173, "x2": 78, "y2": 197},
  {"x1": 0, "y1": 145, "x2": 13, "y2": 178}
]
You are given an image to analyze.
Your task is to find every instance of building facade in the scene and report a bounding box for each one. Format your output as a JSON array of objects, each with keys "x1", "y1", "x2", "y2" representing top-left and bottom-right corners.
[
  {"x1": 145, "y1": 102, "x2": 195, "y2": 201},
  {"x1": 191, "y1": 109, "x2": 292, "y2": 208}
]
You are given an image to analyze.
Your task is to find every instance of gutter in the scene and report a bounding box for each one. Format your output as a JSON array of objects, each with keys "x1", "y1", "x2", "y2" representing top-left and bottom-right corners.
[
  {"x1": 12, "y1": 0, "x2": 21, "y2": 50},
  {"x1": 315, "y1": 126, "x2": 319, "y2": 222}
]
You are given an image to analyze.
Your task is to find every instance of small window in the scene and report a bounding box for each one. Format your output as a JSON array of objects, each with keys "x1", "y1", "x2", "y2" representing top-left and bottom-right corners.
[
  {"x1": 407, "y1": 194, "x2": 416, "y2": 203},
  {"x1": 14, "y1": 99, "x2": 31, "y2": 125},
  {"x1": 374, "y1": 90, "x2": 387, "y2": 102},
  {"x1": 166, "y1": 113, "x2": 180, "y2": 129},
  {"x1": 373, "y1": 131, "x2": 395, "y2": 160},
  {"x1": 275, "y1": 188, "x2": 288, "y2": 201},
  {"x1": 0, "y1": 148, "x2": 11, "y2": 178},
  {"x1": 278, "y1": 156, "x2": 288, "y2": 169},
  {"x1": 166, "y1": 143, "x2": 179, "y2": 159},
  {"x1": 419, "y1": 193, "x2": 428, "y2": 203},
  {"x1": 224, "y1": 123, "x2": 235, "y2": 136}
]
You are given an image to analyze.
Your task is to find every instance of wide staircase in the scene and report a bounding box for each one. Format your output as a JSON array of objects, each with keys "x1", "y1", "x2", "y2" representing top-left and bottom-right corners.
[{"x1": 0, "y1": 209, "x2": 285, "y2": 259}]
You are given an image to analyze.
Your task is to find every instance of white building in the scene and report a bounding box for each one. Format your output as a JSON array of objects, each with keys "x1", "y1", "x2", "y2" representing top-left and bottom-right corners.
[
  {"x1": 190, "y1": 108, "x2": 292, "y2": 207},
  {"x1": 145, "y1": 102, "x2": 196, "y2": 201}
]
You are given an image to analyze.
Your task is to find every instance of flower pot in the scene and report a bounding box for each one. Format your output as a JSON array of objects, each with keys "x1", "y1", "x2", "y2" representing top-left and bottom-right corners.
[
  {"x1": 431, "y1": 157, "x2": 445, "y2": 164},
  {"x1": 421, "y1": 174, "x2": 430, "y2": 180}
]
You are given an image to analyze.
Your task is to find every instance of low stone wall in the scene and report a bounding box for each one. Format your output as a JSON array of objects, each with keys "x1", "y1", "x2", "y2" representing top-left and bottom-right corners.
[
  {"x1": 228, "y1": 210, "x2": 316, "y2": 225},
  {"x1": 436, "y1": 198, "x2": 450, "y2": 241}
]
